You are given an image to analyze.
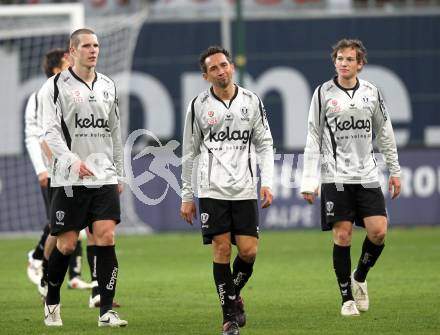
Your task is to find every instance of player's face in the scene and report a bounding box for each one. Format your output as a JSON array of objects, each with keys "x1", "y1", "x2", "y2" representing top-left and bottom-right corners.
[
  {"x1": 334, "y1": 48, "x2": 363, "y2": 81},
  {"x1": 72, "y1": 33, "x2": 99, "y2": 69},
  {"x1": 203, "y1": 53, "x2": 235, "y2": 89}
]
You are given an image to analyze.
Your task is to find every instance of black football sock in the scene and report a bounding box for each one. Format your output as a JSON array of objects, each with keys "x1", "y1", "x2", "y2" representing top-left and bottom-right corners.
[
  {"x1": 46, "y1": 247, "x2": 70, "y2": 305},
  {"x1": 213, "y1": 262, "x2": 237, "y2": 323},
  {"x1": 333, "y1": 244, "x2": 353, "y2": 303},
  {"x1": 96, "y1": 245, "x2": 118, "y2": 316},
  {"x1": 68, "y1": 239, "x2": 83, "y2": 279},
  {"x1": 87, "y1": 245, "x2": 99, "y2": 297},
  {"x1": 232, "y1": 255, "x2": 254, "y2": 296},
  {"x1": 41, "y1": 256, "x2": 49, "y2": 285},
  {"x1": 32, "y1": 224, "x2": 50, "y2": 260},
  {"x1": 355, "y1": 236, "x2": 385, "y2": 282}
]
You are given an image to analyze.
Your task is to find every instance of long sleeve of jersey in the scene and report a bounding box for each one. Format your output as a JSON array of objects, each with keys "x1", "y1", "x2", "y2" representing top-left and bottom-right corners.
[
  {"x1": 301, "y1": 86, "x2": 322, "y2": 193},
  {"x1": 372, "y1": 91, "x2": 401, "y2": 177},
  {"x1": 252, "y1": 99, "x2": 274, "y2": 189},
  {"x1": 181, "y1": 98, "x2": 202, "y2": 202},
  {"x1": 25, "y1": 91, "x2": 47, "y2": 175},
  {"x1": 42, "y1": 78, "x2": 79, "y2": 166},
  {"x1": 109, "y1": 97, "x2": 124, "y2": 181}
]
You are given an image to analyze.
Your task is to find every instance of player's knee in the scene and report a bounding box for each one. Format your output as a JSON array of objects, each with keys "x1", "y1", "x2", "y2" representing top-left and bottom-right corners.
[
  {"x1": 239, "y1": 247, "x2": 257, "y2": 262},
  {"x1": 369, "y1": 229, "x2": 387, "y2": 245},
  {"x1": 94, "y1": 230, "x2": 115, "y2": 245},
  {"x1": 57, "y1": 241, "x2": 77, "y2": 255},
  {"x1": 334, "y1": 230, "x2": 352, "y2": 245},
  {"x1": 215, "y1": 243, "x2": 232, "y2": 259}
]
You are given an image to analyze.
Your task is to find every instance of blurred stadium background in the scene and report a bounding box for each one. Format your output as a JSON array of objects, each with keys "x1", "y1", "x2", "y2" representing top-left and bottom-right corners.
[{"x1": 0, "y1": 0, "x2": 439, "y2": 234}]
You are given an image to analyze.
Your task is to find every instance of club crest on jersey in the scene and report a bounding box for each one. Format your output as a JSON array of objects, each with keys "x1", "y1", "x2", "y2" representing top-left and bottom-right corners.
[
  {"x1": 240, "y1": 106, "x2": 250, "y2": 121},
  {"x1": 208, "y1": 111, "x2": 215, "y2": 117},
  {"x1": 103, "y1": 91, "x2": 109, "y2": 100},
  {"x1": 326, "y1": 201, "x2": 334, "y2": 216}
]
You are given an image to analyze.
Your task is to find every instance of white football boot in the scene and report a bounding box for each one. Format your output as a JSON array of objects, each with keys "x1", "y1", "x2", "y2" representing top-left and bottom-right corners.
[
  {"x1": 341, "y1": 300, "x2": 360, "y2": 316},
  {"x1": 44, "y1": 303, "x2": 62, "y2": 326},
  {"x1": 98, "y1": 310, "x2": 128, "y2": 327},
  {"x1": 351, "y1": 270, "x2": 369, "y2": 312}
]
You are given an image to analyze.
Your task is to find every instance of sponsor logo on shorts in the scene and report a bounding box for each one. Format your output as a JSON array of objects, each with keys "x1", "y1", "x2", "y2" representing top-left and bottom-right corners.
[
  {"x1": 55, "y1": 210, "x2": 65, "y2": 225},
  {"x1": 201, "y1": 213, "x2": 209, "y2": 227},
  {"x1": 326, "y1": 201, "x2": 334, "y2": 216}
]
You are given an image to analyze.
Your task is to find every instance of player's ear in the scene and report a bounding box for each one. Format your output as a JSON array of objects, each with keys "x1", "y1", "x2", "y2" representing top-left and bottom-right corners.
[{"x1": 202, "y1": 72, "x2": 208, "y2": 81}]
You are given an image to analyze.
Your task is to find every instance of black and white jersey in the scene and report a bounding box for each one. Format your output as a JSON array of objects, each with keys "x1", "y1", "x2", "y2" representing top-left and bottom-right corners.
[
  {"x1": 25, "y1": 90, "x2": 48, "y2": 176},
  {"x1": 42, "y1": 67, "x2": 123, "y2": 187},
  {"x1": 181, "y1": 85, "x2": 274, "y2": 202},
  {"x1": 301, "y1": 77, "x2": 401, "y2": 193}
]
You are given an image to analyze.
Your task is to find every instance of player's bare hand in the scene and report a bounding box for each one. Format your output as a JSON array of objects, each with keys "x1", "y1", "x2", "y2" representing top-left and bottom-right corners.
[
  {"x1": 117, "y1": 182, "x2": 124, "y2": 194},
  {"x1": 72, "y1": 160, "x2": 94, "y2": 178},
  {"x1": 389, "y1": 176, "x2": 401, "y2": 199},
  {"x1": 180, "y1": 201, "x2": 196, "y2": 225},
  {"x1": 40, "y1": 140, "x2": 53, "y2": 161},
  {"x1": 38, "y1": 171, "x2": 49, "y2": 188},
  {"x1": 260, "y1": 187, "x2": 273, "y2": 209},
  {"x1": 302, "y1": 189, "x2": 318, "y2": 204}
]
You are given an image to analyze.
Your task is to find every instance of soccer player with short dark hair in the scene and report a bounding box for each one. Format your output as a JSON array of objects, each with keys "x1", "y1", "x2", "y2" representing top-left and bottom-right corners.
[
  {"x1": 301, "y1": 38, "x2": 401, "y2": 316},
  {"x1": 41, "y1": 28, "x2": 126, "y2": 327},
  {"x1": 181, "y1": 46, "x2": 274, "y2": 335},
  {"x1": 25, "y1": 48, "x2": 92, "y2": 294}
]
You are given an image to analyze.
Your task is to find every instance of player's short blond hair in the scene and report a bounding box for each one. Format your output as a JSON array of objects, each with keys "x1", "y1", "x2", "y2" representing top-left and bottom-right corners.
[{"x1": 70, "y1": 28, "x2": 96, "y2": 49}]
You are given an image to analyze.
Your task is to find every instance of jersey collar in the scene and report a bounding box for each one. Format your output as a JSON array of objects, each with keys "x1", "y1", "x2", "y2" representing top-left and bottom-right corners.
[
  {"x1": 68, "y1": 67, "x2": 98, "y2": 90},
  {"x1": 210, "y1": 84, "x2": 239, "y2": 109},
  {"x1": 333, "y1": 76, "x2": 360, "y2": 98}
]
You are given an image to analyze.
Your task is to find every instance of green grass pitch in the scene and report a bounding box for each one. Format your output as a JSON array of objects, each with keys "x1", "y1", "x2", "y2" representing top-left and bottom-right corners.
[{"x1": 1, "y1": 227, "x2": 439, "y2": 334}]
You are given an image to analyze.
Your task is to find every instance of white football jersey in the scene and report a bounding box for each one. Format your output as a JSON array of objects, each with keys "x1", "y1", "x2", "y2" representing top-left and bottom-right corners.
[
  {"x1": 24, "y1": 90, "x2": 48, "y2": 176},
  {"x1": 42, "y1": 67, "x2": 123, "y2": 187},
  {"x1": 181, "y1": 85, "x2": 274, "y2": 201},
  {"x1": 301, "y1": 77, "x2": 401, "y2": 193}
]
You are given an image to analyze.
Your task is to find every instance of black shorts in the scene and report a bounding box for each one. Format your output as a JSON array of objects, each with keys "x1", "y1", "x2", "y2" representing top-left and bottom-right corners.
[
  {"x1": 198, "y1": 198, "x2": 259, "y2": 245},
  {"x1": 320, "y1": 183, "x2": 387, "y2": 231},
  {"x1": 50, "y1": 185, "x2": 121, "y2": 236}
]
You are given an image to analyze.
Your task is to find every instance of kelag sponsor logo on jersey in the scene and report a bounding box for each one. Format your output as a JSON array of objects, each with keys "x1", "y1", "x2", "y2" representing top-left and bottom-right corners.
[
  {"x1": 75, "y1": 113, "x2": 110, "y2": 132},
  {"x1": 209, "y1": 126, "x2": 250, "y2": 144},
  {"x1": 334, "y1": 116, "x2": 371, "y2": 133}
]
